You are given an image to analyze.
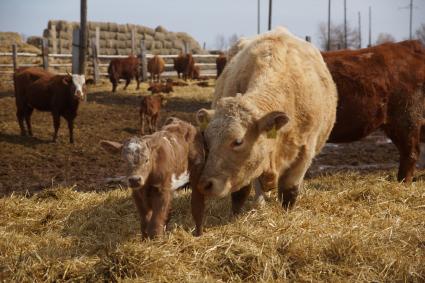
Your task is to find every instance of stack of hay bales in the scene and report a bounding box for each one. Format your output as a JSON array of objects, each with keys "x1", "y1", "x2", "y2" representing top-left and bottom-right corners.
[
  {"x1": 40, "y1": 20, "x2": 204, "y2": 55},
  {"x1": 0, "y1": 32, "x2": 40, "y2": 53}
]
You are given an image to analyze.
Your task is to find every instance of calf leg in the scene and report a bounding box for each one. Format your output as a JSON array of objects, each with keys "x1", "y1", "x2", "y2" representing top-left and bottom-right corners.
[
  {"x1": 151, "y1": 114, "x2": 158, "y2": 133},
  {"x1": 278, "y1": 145, "x2": 314, "y2": 208},
  {"x1": 111, "y1": 77, "x2": 118, "y2": 93},
  {"x1": 24, "y1": 107, "x2": 34, "y2": 136},
  {"x1": 123, "y1": 78, "x2": 131, "y2": 90},
  {"x1": 132, "y1": 189, "x2": 152, "y2": 238},
  {"x1": 231, "y1": 184, "x2": 251, "y2": 215},
  {"x1": 191, "y1": 188, "x2": 205, "y2": 236},
  {"x1": 52, "y1": 112, "x2": 61, "y2": 142},
  {"x1": 147, "y1": 187, "x2": 171, "y2": 238},
  {"x1": 136, "y1": 75, "x2": 140, "y2": 90},
  {"x1": 140, "y1": 113, "x2": 145, "y2": 135}
]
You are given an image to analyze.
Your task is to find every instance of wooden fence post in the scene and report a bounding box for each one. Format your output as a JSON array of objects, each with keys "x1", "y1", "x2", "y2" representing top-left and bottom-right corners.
[
  {"x1": 305, "y1": 36, "x2": 311, "y2": 43},
  {"x1": 42, "y1": 38, "x2": 49, "y2": 70},
  {"x1": 140, "y1": 40, "x2": 148, "y2": 82},
  {"x1": 131, "y1": 28, "x2": 136, "y2": 55},
  {"x1": 184, "y1": 42, "x2": 191, "y2": 54},
  {"x1": 95, "y1": 27, "x2": 100, "y2": 53},
  {"x1": 12, "y1": 44, "x2": 18, "y2": 71},
  {"x1": 72, "y1": 28, "x2": 80, "y2": 74},
  {"x1": 91, "y1": 38, "x2": 99, "y2": 84}
]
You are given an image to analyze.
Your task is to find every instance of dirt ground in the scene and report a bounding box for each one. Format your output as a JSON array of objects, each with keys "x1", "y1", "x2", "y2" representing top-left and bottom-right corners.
[{"x1": 0, "y1": 78, "x2": 412, "y2": 197}]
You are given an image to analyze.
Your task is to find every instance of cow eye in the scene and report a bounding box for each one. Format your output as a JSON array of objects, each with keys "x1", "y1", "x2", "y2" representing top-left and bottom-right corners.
[{"x1": 231, "y1": 138, "x2": 244, "y2": 148}]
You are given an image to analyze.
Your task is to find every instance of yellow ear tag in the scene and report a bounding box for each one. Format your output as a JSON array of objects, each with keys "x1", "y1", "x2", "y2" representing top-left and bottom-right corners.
[
  {"x1": 200, "y1": 120, "x2": 208, "y2": 131},
  {"x1": 267, "y1": 125, "x2": 277, "y2": 139}
]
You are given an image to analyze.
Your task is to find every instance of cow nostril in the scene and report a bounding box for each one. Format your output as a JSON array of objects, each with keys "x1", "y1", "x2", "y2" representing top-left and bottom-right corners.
[
  {"x1": 128, "y1": 176, "x2": 142, "y2": 187},
  {"x1": 204, "y1": 181, "x2": 213, "y2": 192}
]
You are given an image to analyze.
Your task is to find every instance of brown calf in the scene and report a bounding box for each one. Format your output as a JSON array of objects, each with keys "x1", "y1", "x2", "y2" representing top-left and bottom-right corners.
[
  {"x1": 140, "y1": 95, "x2": 165, "y2": 135},
  {"x1": 147, "y1": 81, "x2": 174, "y2": 94},
  {"x1": 108, "y1": 56, "x2": 140, "y2": 92},
  {"x1": 216, "y1": 53, "x2": 227, "y2": 78},
  {"x1": 323, "y1": 40, "x2": 425, "y2": 183},
  {"x1": 147, "y1": 55, "x2": 165, "y2": 82},
  {"x1": 13, "y1": 67, "x2": 86, "y2": 143},
  {"x1": 100, "y1": 118, "x2": 205, "y2": 238}
]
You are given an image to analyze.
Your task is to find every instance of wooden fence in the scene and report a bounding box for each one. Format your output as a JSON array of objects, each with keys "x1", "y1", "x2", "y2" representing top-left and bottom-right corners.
[{"x1": 0, "y1": 32, "x2": 219, "y2": 83}]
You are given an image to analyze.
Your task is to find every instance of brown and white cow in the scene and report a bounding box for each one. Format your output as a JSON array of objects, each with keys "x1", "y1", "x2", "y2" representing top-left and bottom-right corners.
[
  {"x1": 108, "y1": 56, "x2": 140, "y2": 92},
  {"x1": 323, "y1": 40, "x2": 425, "y2": 183},
  {"x1": 100, "y1": 118, "x2": 205, "y2": 239},
  {"x1": 140, "y1": 94, "x2": 165, "y2": 135},
  {"x1": 147, "y1": 55, "x2": 165, "y2": 82},
  {"x1": 14, "y1": 67, "x2": 86, "y2": 143},
  {"x1": 192, "y1": 27, "x2": 337, "y2": 236}
]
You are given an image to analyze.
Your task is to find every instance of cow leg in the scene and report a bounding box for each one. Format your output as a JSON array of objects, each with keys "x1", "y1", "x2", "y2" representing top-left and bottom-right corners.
[
  {"x1": 136, "y1": 75, "x2": 140, "y2": 90},
  {"x1": 147, "y1": 187, "x2": 171, "y2": 238},
  {"x1": 140, "y1": 113, "x2": 145, "y2": 135},
  {"x1": 52, "y1": 112, "x2": 61, "y2": 142},
  {"x1": 123, "y1": 78, "x2": 131, "y2": 90},
  {"x1": 253, "y1": 179, "x2": 266, "y2": 207},
  {"x1": 24, "y1": 107, "x2": 34, "y2": 136},
  {"x1": 278, "y1": 145, "x2": 314, "y2": 208},
  {"x1": 384, "y1": 125, "x2": 421, "y2": 183},
  {"x1": 16, "y1": 109, "x2": 26, "y2": 136},
  {"x1": 66, "y1": 118, "x2": 75, "y2": 144},
  {"x1": 111, "y1": 78, "x2": 118, "y2": 92},
  {"x1": 132, "y1": 189, "x2": 151, "y2": 238},
  {"x1": 151, "y1": 114, "x2": 158, "y2": 133},
  {"x1": 191, "y1": 187, "x2": 205, "y2": 236},
  {"x1": 147, "y1": 116, "x2": 153, "y2": 134},
  {"x1": 231, "y1": 184, "x2": 251, "y2": 215}
]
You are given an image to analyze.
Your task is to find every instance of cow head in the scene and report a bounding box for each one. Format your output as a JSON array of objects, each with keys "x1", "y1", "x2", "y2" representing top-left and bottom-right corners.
[
  {"x1": 100, "y1": 136, "x2": 154, "y2": 189},
  {"x1": 63, "y1": 73, "x2": 86, "y2": 100},
  {"x1": 196, "y1": 95, "x2": 289, "y2": 198}
]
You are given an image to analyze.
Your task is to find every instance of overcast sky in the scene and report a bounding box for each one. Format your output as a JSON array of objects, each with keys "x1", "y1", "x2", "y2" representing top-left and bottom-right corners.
[{"x1": 0, "y1": 0, "x2": 424, "y2": 49}]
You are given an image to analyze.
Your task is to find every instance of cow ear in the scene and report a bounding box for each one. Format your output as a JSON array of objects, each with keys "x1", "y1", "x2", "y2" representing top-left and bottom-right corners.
[
  {"x1": 62, "y1": 75, "x2": 71, "y2": 85},
  {"x1": 257, "y1": 111, "x2": 289, "y2": 139},
  {"x1": 100, "y1": 140, "x2": 123, "y2": 154},
  {"x1": 196, "y1": 108, "x2": 214, "y2": 130}
]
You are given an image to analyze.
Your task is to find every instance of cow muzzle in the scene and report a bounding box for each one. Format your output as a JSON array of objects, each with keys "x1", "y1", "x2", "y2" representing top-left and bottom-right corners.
[
  {"x1": 128, "y1": 175, "x2": 143, "y2": 188},
  {"x1": 75, "y1": 90, "x2": 84, "y2": 100},
  {"x1": 198, "y1": 177, "x2": 230, "y2": 198}
]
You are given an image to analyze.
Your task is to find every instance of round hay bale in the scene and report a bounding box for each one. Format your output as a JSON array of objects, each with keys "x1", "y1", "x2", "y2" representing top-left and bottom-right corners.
[
  {"x1": 170, "y1": 48, "x2": 183, "y2": 54},
  {"x1": 43, "y1": 29, "x2": 53, "y2": 38},
  {"x1": 154, "y1": 32, "x2": 166, "y2": 41},
  {"x1": 0, "y1": 32, "x2": 22, "y2": 43},
  {"x1": 143, "y1": 26, "x2": 155, "y2": 35},
  {"x1": 107, "y1": 39, "x2": 117, "y2": 49},
  {"x1": 117, "y1": 24, "x2": 128, "y2": 33},
  {"x1": 154, "y1": 41, "x2": 163, "y2": 49},
  {"x1": 172, "y1": 39, "x2": 184, "y2": 49},
  {"x1": 99, "y1": 39, "x2": 107, "y2": 47},
  {"x1": 47, "y1": 20, "x2": 61, "y2": 30},
  {"x1": 116, "y1": 33, "x2": 127, "y2": 41},
  {"x1": 108, "y1": 22, "x2": 118, "y2": 32},
  {"x1": 99, "y1": 22, "x2": 109, "y2": 31},
  {"x1": 58, "y1": 31, "x2": 72, "y2": 40},
  {"x1": 165, "y1": 33, "x2": 177, "y2": 41},
  {"x1": 27, "y1": 36, "x2": 43, "y2": 47},
  {"x1": 143, "y1": 40, "x2": 154, "y2": 50},
  {"x1": 143, "y1": 34, "x2": 154, "y2": 41},
  {"x1": 117, "y1": 48, "x2": 132, "y2": 56},
  {"x1": 163, "y1": 40, "x2": 173, "y2": 49},
  {"x1": 155, "y1": 25, "x2": 168, "y2": 33},
  {"x1": 159, "y1": 49, "x2": 170, "y2": 55},
  {"x1": 116, "y1": 41, "x2": 126, "y2": 49}
]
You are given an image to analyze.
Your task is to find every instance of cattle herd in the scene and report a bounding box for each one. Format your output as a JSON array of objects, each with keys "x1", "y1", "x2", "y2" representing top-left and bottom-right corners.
[{"x1": 12, "y1": 27, "x2": 425, "y2": 239}]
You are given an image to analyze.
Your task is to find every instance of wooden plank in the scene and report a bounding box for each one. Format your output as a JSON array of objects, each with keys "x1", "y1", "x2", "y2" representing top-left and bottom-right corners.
[
  {"x1": 0, "y1": 52, "x2": 39, "y2": 57},
  {"x1": 12, "y1": 44, "x2": 17, "y2": 71},
  {"x1": 79, "y1": 0, "x2": 88, "y2": 74},
  {"x1": 140, "y1": 40, "x2": 148, "y2": 82},
  {"x1": 131, "y1": 28, "x2": 136, "y2": 55},
  {"x1": 91, "y1": 37, "x2": 99, "y2": 84},
  {"x1": 42, "y1": 38, "x2": 49, "y2": 70},
  {"x1": 95, "y1": 27, "x2": 100, "y2": 53},
  {"x1": 72, "y1": 28, "x2": 80, "y2": 74}
]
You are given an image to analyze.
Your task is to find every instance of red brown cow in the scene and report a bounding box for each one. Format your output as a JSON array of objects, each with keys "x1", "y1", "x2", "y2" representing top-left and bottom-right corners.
[
  {"x1": 147, "y1": 81, "x2": 173, "y2": 94},
  {"x1": 173, "y1": 53, "x2": 186, "y2": 79},
  {"x1": 216, "y1": 53, "x2": 227, "y2": 78},
  {"x1": 140, "y1": 94, "x2": 165, "y2": 135},
  {"x1": 108, "y1": 55, "x2": 140, "y2": 92},
  {"x1": 147, "y1": 55, "x2": 165, "y2": 82},
  {"x1": 100, "y1": 118, "x2": 205, "y2": 238},
  {"x1": 323, "y1": 40, "x2": 425, "y2": 183},
  {"x1": 183, "y1": 53, "x2": 196, "y2": 81},
  {"x1": 13, "y1": 67, "x2": 86, "y2": 143}
]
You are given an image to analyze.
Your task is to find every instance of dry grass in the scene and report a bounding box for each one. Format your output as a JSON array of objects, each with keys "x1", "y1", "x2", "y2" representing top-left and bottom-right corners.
[
  {"x1": 1, "y1": 172, "x2": 425, "y2": 282},
  {"x1": 1, "y1": 80, "x2": 424, "y2": 282}
]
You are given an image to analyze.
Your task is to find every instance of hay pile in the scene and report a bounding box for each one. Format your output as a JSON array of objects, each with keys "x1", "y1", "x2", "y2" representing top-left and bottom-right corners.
[
  {"x1": 1, "y1": 172, "x2": 424, "y2": 282},
  {"x1": 0, "y1": 32, "x2": 40, "y2": 53},
  {"x1": 41, "y1": 20, "x2": 203, "y2": 55}
]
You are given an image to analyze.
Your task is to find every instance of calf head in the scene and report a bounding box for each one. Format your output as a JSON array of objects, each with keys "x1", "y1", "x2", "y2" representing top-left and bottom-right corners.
[
  {"x1": 196, "y1": 95, "x2": 289, "y2": 198},
  {"x1": 100, "y1": 137, "x2": 154, "y2": 188},
  {"x1": 64, "y1": 73, "x2": 86, "y2": 100}
]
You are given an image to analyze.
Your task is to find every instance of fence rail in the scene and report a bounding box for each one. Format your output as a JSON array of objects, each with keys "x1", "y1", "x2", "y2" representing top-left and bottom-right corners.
[{"x1": 0, "y1": 39, "x2": 219, "y2": 82}]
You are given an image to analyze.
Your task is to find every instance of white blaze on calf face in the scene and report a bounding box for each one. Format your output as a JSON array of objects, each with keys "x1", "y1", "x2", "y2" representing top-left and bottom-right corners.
[
  {"x1": 122, "y1": 137, "x2": 151, "y2": 187},
  {"x1": 72, "y1": 74, "x2": 86, "y2": 100},
  {"x1": 171, "y1": 171, "x2": 190, "y2": 190}
]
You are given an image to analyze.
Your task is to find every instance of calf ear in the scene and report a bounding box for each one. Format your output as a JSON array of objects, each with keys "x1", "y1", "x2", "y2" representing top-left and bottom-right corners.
[
  {"x1": 257, "y1": 111, "x2": 289, "y2": 139},
  {"x1": 62, "y1": 76, "x2": 71, "y2": 85},
  {"x1": 100, "y1": 140, "x2": 123, "y2": 154},
  {"x1": 196, "y1": 108, "x2": 215, "y2": 130}
]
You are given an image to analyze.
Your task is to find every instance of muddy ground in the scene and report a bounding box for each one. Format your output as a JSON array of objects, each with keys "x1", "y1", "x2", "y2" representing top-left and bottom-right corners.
[{"x1": 0, "y1": 79, "x2": 416, "y2": 197}]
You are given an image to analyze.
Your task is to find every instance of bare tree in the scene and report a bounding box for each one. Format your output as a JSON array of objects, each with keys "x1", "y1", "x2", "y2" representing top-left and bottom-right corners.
[
  {"x1": 318, "y1": 22, "x2": 360, "y2": 51},
  {"x1": 375, "y1": 33, "x2": 396, "y2": 45},
  {"x1": 215, "y1": 34, "x2": 227, "y2": 50},
  {"x1": 416, "y1": 23, "x2": 425, "y2": 44},
  {"x1": 227, "y1": 33, "x2": 240, "y2": 48}
]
